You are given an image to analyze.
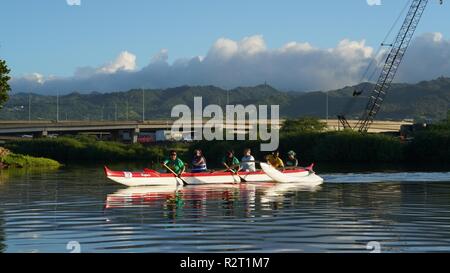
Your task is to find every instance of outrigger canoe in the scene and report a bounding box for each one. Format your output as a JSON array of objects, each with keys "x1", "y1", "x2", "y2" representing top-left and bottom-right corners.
[{"x1": 104, "y1": 164, "x2": 324, "y2": 187}]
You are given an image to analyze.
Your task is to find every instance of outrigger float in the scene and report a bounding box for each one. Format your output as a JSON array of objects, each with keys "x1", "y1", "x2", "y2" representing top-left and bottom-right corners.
[{"x1": 104, "y1": 163, "x2": 324, "y2": 187}]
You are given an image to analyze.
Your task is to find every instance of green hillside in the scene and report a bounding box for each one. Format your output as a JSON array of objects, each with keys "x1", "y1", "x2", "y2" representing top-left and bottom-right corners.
[{"x1": 1, "y1": 77, "x2": 449, "y2": 122}]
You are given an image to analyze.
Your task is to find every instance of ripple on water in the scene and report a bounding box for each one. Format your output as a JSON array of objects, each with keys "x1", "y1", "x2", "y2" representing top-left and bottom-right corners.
[{"x1": 1, "y1": 167, "x2": 450, "y2": 252}]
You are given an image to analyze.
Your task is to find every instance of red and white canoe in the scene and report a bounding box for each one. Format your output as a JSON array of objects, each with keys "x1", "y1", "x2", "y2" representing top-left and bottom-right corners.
[{"x1": 104, "y1": 165, "x2": 324, "y2": 187}]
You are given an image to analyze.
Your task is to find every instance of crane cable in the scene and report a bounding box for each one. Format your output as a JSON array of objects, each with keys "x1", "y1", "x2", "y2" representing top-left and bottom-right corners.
[
  {"x1": 362, "y1": 0, "x2": 413, "y2": 85},
  {"x1": 359, "y1": 0, "x2": 413, "y2": 85},
  {"x1": 340, "y1": 0, "x2": 413, "y2": 119}
]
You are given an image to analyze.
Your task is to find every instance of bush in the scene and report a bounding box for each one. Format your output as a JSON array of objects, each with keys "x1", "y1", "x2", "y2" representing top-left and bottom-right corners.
[
  {"x1": 189, "y1": 131, "x2": 405, "y2": 166},
  {"x1": 4, "y1": 129, "x2": 448, "y2": 165},
  {"x1": 4, "y1": 137, "x2": 188, "y2": 163},
  {"x1": 406, "y1": 130, "x2": 450, "y2": 162},
  {"x1": 314, "y1": 132, "x2": 404, "y2": 162}
]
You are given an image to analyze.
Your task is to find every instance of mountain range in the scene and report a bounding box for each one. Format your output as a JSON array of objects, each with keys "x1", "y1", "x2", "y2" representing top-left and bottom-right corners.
[{"x1": 1, "y1": 77, "x2": 450, "y2": 122}]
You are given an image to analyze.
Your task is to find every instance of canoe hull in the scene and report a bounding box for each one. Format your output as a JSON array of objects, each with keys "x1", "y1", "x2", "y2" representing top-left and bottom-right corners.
[{"x1": 104, "y1": 166, "x2": 324, "y2": 187}]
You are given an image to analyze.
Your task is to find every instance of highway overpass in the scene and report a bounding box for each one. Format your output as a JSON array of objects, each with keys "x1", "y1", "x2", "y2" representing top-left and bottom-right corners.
[{"x1": 0, "y1": 119, "x2": 412, "y2": 142}]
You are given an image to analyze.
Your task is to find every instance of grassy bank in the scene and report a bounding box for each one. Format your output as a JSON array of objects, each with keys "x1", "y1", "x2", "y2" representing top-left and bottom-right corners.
[
  {"x1": 1, "y1": 153, "x2": 61, "y2": 169},
  {"x1": 4, "y1": 136, "x2": 189, "y2": 164},
  {"x1": 0, "y1": 147, "x2": 61, "y2": 169}
]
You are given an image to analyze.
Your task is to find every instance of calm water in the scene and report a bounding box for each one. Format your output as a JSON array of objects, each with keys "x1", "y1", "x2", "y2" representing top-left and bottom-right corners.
[{"x1": 1, "y1": 164, "x2": 450, "y2": 253}]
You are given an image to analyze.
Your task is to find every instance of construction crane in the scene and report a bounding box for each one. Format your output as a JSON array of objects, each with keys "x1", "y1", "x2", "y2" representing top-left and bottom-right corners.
[{"x1": 338, "y1": 0, "x2": 443, "y2": 132}]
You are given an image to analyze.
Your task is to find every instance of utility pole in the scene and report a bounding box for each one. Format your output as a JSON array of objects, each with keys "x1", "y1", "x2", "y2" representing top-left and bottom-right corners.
[
  {"x1": 142, "y1": 88, "x2": 145, "y2": 123},
  {"x1": 114, "y1": 103, "x2": 118, "y2": 121},
  {"x1": 126, "y1": 100, "x2": 129, "y2": 121},
  {"x1": 326, "y1": 91, "x2": 329, "y2": 125},
  {"x1": 28, "y1": 92, "x2": 31, "y2": 122},
  {"x1": 56, "y1": 91, "x2": 59, "y2": 123}
]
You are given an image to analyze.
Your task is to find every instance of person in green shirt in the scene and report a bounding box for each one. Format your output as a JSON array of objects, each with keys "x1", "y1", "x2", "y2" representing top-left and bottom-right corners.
[
  {"x1": 222, "y1": 150, "x2": 240, "y2": 173},
  {"x1": 162, "y1": 150, "x2": 186, "y2": 175}
]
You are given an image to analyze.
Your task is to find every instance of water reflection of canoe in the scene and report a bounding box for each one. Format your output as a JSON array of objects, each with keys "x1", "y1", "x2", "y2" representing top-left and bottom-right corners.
[
  {"x1": 105, "y1": 182, "x2": 322, "y2": 209},
  {"x1": 105, "y1": 184, "x2": 255, "y2": 209},
  {"x1": 257, "y1": 182, "x2": 322, "y2": 203},
  {"x1": 104, "y1": 165, "x2": 324, "y2": 187}
]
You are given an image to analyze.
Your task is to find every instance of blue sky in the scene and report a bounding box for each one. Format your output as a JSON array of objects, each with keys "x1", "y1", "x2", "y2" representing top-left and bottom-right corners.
[
  {"x1": 1, "y1": 0, "x2": 449, "y2": 93},
  {"x1": 0, "y1": 0, "x2": 450, "y2": 93}
]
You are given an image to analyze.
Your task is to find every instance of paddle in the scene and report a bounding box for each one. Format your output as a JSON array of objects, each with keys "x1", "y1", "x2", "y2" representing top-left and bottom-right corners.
[
  {"x1": 223, "y1": 163, "x2": 247, "y2": 183},
  {"x1": 163, "y1": 164, "x2": 188, "y2": 186}
]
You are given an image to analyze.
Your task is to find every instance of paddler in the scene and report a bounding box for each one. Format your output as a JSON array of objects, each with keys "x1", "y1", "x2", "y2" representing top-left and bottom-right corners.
[
  {"x1": 285, "y1": 150, "x2": 299, "y2": 169},
  {"x1": 222, "y1": 150, "x2": 240, "y2": 173},
  {"x1": 240, "y1": 148, "x2": 256, "y2": 172},
  {"x1": 265, "y1": 150, "x2": 285, "y2": 170},
  {"x1": 191, "y1": 149, "x2": 207, "y2": 173},
  {"x1": 162, "y1": 150, "x2": 186, "y2": 175}
]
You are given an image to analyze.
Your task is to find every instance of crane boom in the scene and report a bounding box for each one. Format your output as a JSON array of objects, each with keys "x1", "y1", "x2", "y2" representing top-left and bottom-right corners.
[
  {"x1": 338, "y1": 0, "x2": 441, "y2": 132},
  {"x1": 356, "y1": 0, "x2": 430, "y2": 132}
]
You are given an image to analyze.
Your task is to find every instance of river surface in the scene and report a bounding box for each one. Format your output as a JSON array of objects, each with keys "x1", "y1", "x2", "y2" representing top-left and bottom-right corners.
[{"x1": 1, "y1": 164, "x2": 450, "y2": 253}]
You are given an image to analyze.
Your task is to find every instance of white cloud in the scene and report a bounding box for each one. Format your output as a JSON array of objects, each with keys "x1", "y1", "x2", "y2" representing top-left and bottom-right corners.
[
  {"x1": 150, "y1": 49, "x2": 169, "y2": 64},
  {"x1": 10, "y1": 33, "x2": 450, "y2": 94},
  {"x1": 207, "y1": 38, "x2": 239, "y2": 61},
  {"x1": 23, "y1": 73, "x2": 46, "y2": 84},
  {"x1": 397, "y1": 32, "x2": 450, "y2": 82},
  {"x1": 97, "y1": 51, "x2": 136, "y2": 74},
  {"x1": 66, "y1": 0, "x2": 81, "y2": 6},
  {"x1": 238, "y1": 35, "x2": 266, "y2": 56}
]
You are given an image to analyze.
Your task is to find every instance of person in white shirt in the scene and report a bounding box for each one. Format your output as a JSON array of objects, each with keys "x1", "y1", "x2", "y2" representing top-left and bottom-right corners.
[{"x1": 240, "y1": 148, "x2": 256, "y2": 172}]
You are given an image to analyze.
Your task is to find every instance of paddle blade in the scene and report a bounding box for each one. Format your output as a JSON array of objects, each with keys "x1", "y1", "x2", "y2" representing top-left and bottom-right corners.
[{"x1": 180, "y1": 178, "x2": 188, "y2": 186}]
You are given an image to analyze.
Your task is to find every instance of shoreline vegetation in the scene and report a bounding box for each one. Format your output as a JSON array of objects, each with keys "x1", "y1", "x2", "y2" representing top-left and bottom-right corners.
[
  {"x1": 3, "y1": 135, "x2": 189, "y2": 165},
  {"x1": 0, "y1": 147, "x2": 61, "y2": 169},
  {"x1": 1, "y1": 117, "x2": 449, "y2": 168}
]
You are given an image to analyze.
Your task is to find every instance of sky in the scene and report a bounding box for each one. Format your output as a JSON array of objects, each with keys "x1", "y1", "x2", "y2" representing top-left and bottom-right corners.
[{"x1": 1, "y1": 0, "x2": 449, "y2": 94}]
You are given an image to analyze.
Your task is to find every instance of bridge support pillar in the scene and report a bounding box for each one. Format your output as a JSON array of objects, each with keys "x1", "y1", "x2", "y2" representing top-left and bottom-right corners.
[
  {"x1": 131, "y1": 128, "x2": 140, "y2": 144},
  {"x1": 34, "y1": 129, "x2": 48, "y2": 138}
]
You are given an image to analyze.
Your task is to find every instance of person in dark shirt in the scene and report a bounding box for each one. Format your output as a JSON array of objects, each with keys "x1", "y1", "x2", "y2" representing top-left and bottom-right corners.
[{"x1": 286, "y1": 150, "x2": 299, "y2": 169}]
